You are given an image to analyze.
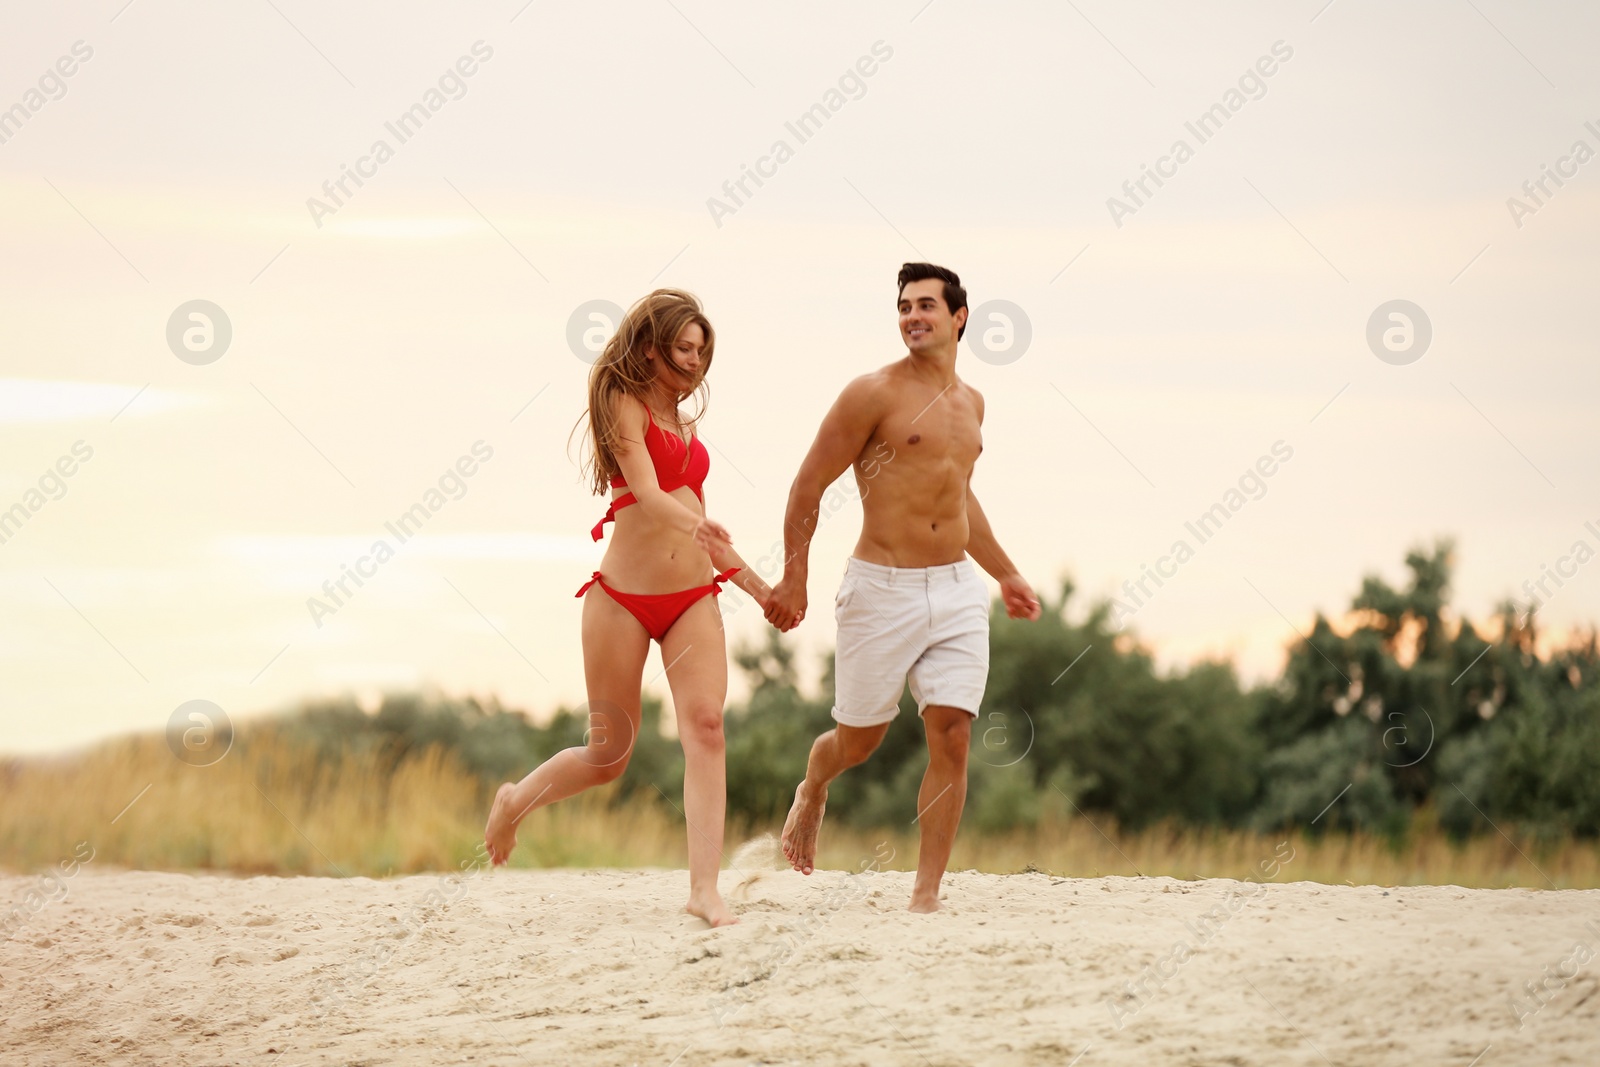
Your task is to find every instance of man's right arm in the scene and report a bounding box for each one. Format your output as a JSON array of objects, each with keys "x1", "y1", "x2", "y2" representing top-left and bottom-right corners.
[{"x1": 765, "y1": 376, "x2": 882, "y2": 630}]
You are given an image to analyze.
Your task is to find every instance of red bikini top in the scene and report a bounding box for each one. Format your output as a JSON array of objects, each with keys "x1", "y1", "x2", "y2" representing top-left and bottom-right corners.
[
  {"x1": 614, "y1": 406, "x2": 708, "y2": 497},
  {"x1": 591, "y1": 406, "x2": 709, "y2": 541}
]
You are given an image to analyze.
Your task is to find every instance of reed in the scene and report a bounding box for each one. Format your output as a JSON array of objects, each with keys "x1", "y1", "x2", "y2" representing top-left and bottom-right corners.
[{"x1": 2, "y1": 732, "x2": 1595, "y2": 889}]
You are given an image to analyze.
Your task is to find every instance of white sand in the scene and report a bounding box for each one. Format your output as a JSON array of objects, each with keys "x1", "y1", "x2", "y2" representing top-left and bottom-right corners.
[{"x1": 3, "y1": 861, "x2": 1598, "y2": 1065}]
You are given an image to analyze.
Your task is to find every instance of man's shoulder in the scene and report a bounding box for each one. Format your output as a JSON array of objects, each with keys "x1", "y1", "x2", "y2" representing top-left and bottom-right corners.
[
  {"x1": 960, "y1": 379, "x2": 985, "y2": 415},
  {"x1": 838, "y1": 365, "x2": 899, "y2": 404},
  {"x1": 838, "y1": 361, "x2": 984, "y2": 412},
  {"x1": 881, "y1": 366, "x2": 984, "y2": 408}
]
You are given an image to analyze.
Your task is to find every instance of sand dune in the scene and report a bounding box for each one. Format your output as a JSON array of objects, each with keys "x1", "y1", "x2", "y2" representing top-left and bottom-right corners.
[{"x1": 3, "y1": 858, "x2": 1598, "y2": 1066}]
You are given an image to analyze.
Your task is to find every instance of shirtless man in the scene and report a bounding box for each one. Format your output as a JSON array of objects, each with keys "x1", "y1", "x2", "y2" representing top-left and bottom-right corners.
[{"x1": 764, "y1": 262, "x2": 1041, "y2": 913}]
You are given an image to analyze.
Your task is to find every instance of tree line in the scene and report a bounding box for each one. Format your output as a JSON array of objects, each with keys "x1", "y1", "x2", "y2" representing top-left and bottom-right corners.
[{"x1": 270, "y1": 540, "x2": 1600, "y2": 841}]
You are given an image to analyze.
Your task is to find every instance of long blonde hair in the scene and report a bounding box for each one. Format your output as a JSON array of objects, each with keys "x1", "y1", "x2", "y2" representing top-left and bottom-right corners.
[{"x1": 572, "y1": 288, "x2": 715, "y2": 496}]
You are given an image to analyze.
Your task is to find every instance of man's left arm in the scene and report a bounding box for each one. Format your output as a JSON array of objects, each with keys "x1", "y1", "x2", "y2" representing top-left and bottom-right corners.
[
  {"x1": 965, "y1": 483, "x2": 1041, "y2": 620},
  {"x1": 963, "y1": 386, "x2": 1040, "y2": 621}
]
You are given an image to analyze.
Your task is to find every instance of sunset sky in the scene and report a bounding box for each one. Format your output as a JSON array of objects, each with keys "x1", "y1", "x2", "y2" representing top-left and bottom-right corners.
[{"x1": 3, "y1": 0, "x2": 1597, "y2": 754}]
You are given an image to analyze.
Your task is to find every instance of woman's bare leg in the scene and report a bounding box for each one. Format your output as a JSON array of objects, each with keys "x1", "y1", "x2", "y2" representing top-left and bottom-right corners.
[
  {"x1": 658, "y1": 594, "x2": 735, "y2": 926},
  {"x1": 485, "y1": 586, "x2": 650, "y2": 865}
]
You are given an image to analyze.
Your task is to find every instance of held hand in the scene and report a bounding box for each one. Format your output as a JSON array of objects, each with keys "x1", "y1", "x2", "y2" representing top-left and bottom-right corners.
[
  {"x1": 691, "y1": 517, "x2": 733, "y2": 555},
  {"x1": 1000, "y1": 573, "x2": 1041, "y2": 621},
  {"x1": 764, "y1": 573, "x2": 807, "y2": 631}
]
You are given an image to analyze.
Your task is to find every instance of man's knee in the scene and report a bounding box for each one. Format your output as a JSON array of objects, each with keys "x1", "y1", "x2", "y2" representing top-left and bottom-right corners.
[
  {"x1": 834, "y1": 724, "x2": 887, "y2": 767},
  {"x1": 924, "y1": 707, "x2": 972, "y2": 761}
]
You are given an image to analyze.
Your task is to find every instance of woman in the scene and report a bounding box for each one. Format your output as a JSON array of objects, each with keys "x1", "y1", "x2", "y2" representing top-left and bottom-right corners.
[{"x1": 484, "y1": 288, "x2": 773, "y2": 928}]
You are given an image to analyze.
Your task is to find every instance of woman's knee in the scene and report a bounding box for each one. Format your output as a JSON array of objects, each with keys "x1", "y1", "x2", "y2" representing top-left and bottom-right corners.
[
  {"x1": 582, "y1": 744, "x2": 633, "y2": 784},
  {"x1": 579, "y1": 699, "x2": 637, "y2": 781},
  {"x1": 680, "y1": 707, "x2": 726, "y2": 754}
]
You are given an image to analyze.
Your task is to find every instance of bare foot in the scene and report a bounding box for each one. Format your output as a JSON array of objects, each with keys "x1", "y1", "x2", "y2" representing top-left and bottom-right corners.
[
  {"x1": 907, "y1": 892, "x2": 942, "y2": 914},
  {"x1": 780, "y1": 782, "x2": 826, "y2": 875},
  {"x1": 686, "y1": 888, "x2": 738, "y2": 927},
  {"x1": 484, "y1": 783, "x2": 521, "y2": 866}
]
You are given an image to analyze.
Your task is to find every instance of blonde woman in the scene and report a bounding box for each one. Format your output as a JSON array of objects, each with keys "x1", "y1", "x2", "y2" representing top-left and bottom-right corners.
[{"x1": 485, "y1": 289, "x2": 772, "y2": 927}]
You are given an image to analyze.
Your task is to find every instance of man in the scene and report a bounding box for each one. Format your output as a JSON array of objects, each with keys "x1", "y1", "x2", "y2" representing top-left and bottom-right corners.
[{"x1": 764, "y1": 262, "x2": 1041, "y2": 913}]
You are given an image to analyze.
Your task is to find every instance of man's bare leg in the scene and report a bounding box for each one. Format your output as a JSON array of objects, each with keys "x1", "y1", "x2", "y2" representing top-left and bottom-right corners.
[
  {"x1": 908, "y1": 706, "x2": 972, "y2": 912},
  {"x1": 781, "y1": 721, "x2": 889, "y2": 875}
]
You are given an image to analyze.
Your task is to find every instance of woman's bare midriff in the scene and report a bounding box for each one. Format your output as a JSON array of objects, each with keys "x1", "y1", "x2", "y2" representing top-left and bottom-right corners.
[{"x1": 598, "y1": 486, "x2": 719, "y2": 593}]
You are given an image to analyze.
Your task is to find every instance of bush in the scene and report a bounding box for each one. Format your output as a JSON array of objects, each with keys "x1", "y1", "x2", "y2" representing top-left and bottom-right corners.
[{"x1": 261, "y1": 540, "x2": 1600, "y2": 843}]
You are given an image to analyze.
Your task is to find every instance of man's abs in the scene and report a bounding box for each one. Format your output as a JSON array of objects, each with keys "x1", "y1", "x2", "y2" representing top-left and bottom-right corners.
[
  {"x1": 845, "y1": 370, "x2": 984, "y2": 568},
  {"x1": 851, "y1": 470, "x2": 972, "y2": 567}
]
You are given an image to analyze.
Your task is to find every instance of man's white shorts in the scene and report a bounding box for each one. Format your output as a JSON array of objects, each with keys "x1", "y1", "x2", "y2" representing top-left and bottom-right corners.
[{"x1": 831, "y1": 556, "x2": 990, "y2": 728}]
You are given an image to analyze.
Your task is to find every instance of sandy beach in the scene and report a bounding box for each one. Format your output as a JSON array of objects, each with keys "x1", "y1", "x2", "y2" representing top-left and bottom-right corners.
[{"x1": 4, "y1": 856, "x2": 1598, "y2": 1066}]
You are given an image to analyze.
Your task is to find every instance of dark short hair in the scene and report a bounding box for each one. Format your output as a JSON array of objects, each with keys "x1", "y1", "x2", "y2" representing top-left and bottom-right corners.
[{"x1": 896, "y1": 263, "x2": 968, "y2": 341}]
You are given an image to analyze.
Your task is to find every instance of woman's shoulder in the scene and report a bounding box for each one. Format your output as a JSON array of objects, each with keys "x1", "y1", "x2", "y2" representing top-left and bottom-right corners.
[{"x1": 605, "y1": 389, "x2": 652, "y2": 434}]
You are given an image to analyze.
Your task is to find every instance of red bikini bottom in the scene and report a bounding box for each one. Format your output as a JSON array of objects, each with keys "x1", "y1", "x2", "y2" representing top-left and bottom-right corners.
[{"x1": 575, "y1": 567, "x2": 741, "y2": 643}]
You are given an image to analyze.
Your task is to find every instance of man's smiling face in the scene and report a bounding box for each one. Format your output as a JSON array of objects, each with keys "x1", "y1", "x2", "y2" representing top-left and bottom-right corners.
[{"x1": 898, "y1": 278, "x2": 965, "y2": 352}]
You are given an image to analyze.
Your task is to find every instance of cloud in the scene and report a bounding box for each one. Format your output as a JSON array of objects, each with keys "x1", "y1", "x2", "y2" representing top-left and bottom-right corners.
[
  {"x1": 0, "y1": 379, "x2": 201, "y2": 424},
  {"x1": 217, "y1": 532, "x2": 599, "y2": 564},
  {"x1": 326, "y1": 217, "x2": 484, "y2": 240}
]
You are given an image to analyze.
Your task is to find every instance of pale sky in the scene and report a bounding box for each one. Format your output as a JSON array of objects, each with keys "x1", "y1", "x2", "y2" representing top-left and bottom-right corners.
[{"x1": 3, "y1": 0, "x2": 1598, "y2": 754}]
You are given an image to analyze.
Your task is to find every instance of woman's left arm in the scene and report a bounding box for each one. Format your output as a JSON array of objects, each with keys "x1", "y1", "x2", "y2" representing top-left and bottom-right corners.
[{"x1": 700, "y1": 490, "x2": 773, "y2": 609}]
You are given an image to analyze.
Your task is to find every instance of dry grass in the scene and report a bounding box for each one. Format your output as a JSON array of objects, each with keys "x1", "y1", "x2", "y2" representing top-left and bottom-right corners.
[
  {"x1": 2, "y1": 732, "x2": 1595, "y2": 889},
  {"x1": 857, "y1": 818, "x2": 1600, "y2": 891}
]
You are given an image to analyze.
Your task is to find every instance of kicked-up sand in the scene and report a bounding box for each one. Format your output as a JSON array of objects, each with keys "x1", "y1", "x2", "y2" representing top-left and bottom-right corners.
[{"x1": 3, "y1": 853, "x2": 1598, "y2": 1065}]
